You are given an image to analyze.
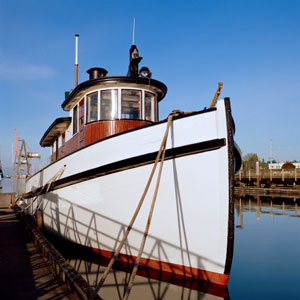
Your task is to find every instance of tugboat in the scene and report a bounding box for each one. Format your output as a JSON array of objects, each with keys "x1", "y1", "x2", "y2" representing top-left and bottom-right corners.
[{"x1": 23, "y1": 35, "x2": 241, "y2": 296}]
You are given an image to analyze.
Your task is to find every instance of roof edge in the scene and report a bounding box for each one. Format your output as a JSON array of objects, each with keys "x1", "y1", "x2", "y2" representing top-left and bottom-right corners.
[
  {"x1": 61, "y1": 76, "x2": 168, "y2": 111},
  {"x1": 40, "y1": 117, "x2": 71, "y2": 147}
]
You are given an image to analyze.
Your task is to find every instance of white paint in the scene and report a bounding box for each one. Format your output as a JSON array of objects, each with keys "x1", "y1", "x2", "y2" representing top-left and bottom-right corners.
[{"x1": 26, "y1": 99, "x2": 232, "y2": 277}]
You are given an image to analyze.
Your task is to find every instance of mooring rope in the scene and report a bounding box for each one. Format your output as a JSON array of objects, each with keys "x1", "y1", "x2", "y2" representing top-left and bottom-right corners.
[
  {"x1": 19, "y1": 165, "x2": 66, "y2": 212},
  {"x1": 123, "y1": 114, "x2": 173, "y2": 299},
  {"x1": 94, "y1": 113, "x2": 175, "y2": 297}
]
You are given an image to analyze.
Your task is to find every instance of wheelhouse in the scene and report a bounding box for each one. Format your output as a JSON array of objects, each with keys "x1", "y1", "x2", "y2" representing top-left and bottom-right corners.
[{"x1": 40, "y1": 46, "x2": 167, "y2": 163}]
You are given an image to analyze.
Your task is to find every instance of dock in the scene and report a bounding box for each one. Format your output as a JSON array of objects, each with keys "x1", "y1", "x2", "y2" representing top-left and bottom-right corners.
[
  {"x1": 0, "y1": 194, "x2": 101, "y2": 300},
  {"x1": 235, "y1": 169, "x2": 300, "y2": 187},
  {"x1": 0, "y1": 207, "x2": 76, "y2": 299}
]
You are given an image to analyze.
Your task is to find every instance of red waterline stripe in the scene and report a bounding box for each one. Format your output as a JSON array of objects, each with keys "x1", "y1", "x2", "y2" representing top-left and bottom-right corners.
[{"x1": 90, "y1": 247, "x2": 229, "y2": 298}]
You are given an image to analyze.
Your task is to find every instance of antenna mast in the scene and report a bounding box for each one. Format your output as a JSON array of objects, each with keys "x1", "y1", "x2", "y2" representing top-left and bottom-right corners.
[{"x1": 132, "y1": 18, "x2": 136, "y2": 45}]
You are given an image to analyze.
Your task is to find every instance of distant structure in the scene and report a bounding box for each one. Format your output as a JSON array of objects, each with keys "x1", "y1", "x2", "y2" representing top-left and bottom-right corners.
[
  {"x1": 13, "y1": 128, "x2": 40, "y2": 197},
  {"x1": 268, "y1": 162, "x2": 300, "y2": 169}
]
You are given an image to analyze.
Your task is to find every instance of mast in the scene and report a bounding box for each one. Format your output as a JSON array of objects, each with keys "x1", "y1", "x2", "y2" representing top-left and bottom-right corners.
[{"x1": 75, "y1": 34, "x2": 79, "y2": 87}]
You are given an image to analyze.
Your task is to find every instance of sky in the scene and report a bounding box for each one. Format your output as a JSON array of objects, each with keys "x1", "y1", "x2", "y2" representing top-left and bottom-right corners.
[{"x1": 0, "y1": 0, "x2": 299, "y2": 174}]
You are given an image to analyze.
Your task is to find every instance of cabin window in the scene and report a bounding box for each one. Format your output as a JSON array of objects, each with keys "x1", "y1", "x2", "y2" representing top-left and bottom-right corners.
[
  {"x1": 73, "y1": 105, "x2": 78, "y2": 134},
  {"x1": 145, "y1": 92, "x2": 156, "y2": 121},
  {"x1": 100, "y1": 89, "x2": 118, "y2": 120},
  {"x1": 121, "y1": 89, "x2": 142, "y2": 119},
  {"x1": 86, "y1": 92, "x2": 98, "y2": 123},
  {"x1": 79, "y1": 100, "x2": 84, "y2": 128}
]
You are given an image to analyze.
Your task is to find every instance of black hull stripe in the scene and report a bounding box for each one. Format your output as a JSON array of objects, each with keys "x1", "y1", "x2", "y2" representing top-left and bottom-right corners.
[{"x1": 23, "y1": 138, "x2": 226, "y2": 199}]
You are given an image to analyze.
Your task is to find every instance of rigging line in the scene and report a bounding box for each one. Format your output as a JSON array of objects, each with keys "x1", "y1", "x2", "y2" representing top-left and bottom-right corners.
[
  {"x1": 19, "y1": 165, "x2": 66, "y2": 212},
  {"x1": 122, "y1": 114, "x2": 173, "y2": 300},
  {"x1": 94, "y1": 112, "x2": 175, "y2": 295}
]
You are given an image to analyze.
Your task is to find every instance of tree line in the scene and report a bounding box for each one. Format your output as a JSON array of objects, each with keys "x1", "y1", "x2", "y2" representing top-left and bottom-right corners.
[{"x1": 242, "y1": 153, "x2": 298, "y2": 170}]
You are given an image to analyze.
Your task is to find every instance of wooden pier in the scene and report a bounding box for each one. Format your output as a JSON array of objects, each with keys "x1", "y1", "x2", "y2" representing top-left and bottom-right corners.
[
  {"x1": 0, "y1": 194, "x2": 101, "y2": 300},
  {"x1": 0, "y1": 207, "x2": 76, "y2": 299},
  {"x1": 235, "y1": 169, "x2": 300, "y2": 187}
]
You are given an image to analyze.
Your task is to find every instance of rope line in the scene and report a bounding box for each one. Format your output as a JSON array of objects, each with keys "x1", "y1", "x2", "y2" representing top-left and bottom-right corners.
[
  {"x1": 123, "y1": 114, "x2": 173, "y2": 300},
  {"x1": 19, "y1": 165, "x2": 66, "y2": 212},
  {"x1": 94, "y1": 113, "x2": 175, "y2": 296}
]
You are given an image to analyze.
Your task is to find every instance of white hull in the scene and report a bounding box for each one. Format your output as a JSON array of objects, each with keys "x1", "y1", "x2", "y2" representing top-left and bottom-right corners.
[{"x1": 24, "y1": 99, "x2": 236, "y2": 287}]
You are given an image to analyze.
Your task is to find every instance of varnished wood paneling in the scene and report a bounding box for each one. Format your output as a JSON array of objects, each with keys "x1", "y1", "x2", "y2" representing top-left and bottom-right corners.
[
  {"x1": 51, "y1": 120, "x2": 151, "y2": 162},
  {"x1": 84, "y1": 120, "x2": 151, "y2": 146}
]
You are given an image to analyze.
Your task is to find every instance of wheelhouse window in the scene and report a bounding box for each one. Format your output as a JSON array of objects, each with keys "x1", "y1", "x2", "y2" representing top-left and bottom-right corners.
[
  {"x1": 73, "y1": 105, "x2": 78, "y2": 134},
  {"x1": 100, "y1": 89, "x2": 118, "y2": 120},
  {"x1": 79, "y1": 100, "x2": 84, "y2": 128},
  {"x1": 145, "y1": 92, "x2": 156, "y2": 121},
  {"x1": 121, "y1": 89, "x2": 141, "y2": 119},
  {"x1": 86, "y1": 92, "x2": 98, "y2": 123}
]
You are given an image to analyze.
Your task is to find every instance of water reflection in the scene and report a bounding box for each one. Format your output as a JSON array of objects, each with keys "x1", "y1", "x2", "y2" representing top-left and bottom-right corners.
[
  {"x1": 235, "y1": 196, "x2": 299, "y2": 229},
  {"x1": 230, "y1": 195, "x2": 300, "y2": 300}
]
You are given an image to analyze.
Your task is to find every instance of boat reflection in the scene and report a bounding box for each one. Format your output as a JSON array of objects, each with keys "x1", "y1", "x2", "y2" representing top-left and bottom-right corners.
[
  {"x1": 46, "y1": 233, "x2": 229, "y2": 300},
  {"x1": 235, "y1": 196, "x2": 299, "y2": 229}
]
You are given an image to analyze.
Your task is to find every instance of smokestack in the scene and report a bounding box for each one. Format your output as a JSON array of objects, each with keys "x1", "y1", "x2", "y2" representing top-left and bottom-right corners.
[
  {"x1": 87, "y1": 68, "x2": 108, "y2": 80},
  {"x1": 75, "y1": 34, "x2": 79, "y2": 87}
]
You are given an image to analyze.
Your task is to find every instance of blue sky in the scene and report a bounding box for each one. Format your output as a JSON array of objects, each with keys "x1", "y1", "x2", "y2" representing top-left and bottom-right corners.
[{"x1": 0, "y1": 0, "x2": 299, "y2": 173}]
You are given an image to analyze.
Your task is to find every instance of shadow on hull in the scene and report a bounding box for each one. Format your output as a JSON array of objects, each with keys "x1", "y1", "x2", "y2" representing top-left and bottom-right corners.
[{"x1": 45, "y1": 231, "x2": 229, "y2": 299}]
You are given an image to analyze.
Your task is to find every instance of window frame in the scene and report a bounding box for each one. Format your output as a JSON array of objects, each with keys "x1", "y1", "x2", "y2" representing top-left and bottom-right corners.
[
  {"x1": 73, "y1": 104, "x2": 78, "y2": 135},
  {"x1": 144, "y1": 91, "x2": 157, "y2": 122},
  {"x1": 121, "y1": 89, "x2": 142, "y2": 120},
  {"x1": 86, "y1": 92, "x2": 98, "y2": 123},
  {"x1": 100, "y1": 89, "x2": 119, "y2": 120},
  {"x1": 72, "y1": 87, "x2": 157, "y2": 125}
]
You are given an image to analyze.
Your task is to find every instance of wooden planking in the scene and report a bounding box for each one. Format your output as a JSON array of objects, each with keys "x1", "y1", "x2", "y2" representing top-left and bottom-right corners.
[
  {"x1": 84, "y1": 120, "x2": 150, "y2": 146},
  {"x1": 52, "y1": 120, "x2": 151, "y2": 162}
]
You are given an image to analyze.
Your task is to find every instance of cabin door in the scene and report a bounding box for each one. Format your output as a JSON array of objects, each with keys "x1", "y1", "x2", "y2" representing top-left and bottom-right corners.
[{"x1": 79, "y1": 98, "x2": 85, "y2": 147}]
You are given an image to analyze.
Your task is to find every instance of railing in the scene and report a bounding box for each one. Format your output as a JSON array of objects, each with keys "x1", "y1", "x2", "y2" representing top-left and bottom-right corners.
[{"x1": 235, "y1": 169, "x2": 300, "y2": 185}]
